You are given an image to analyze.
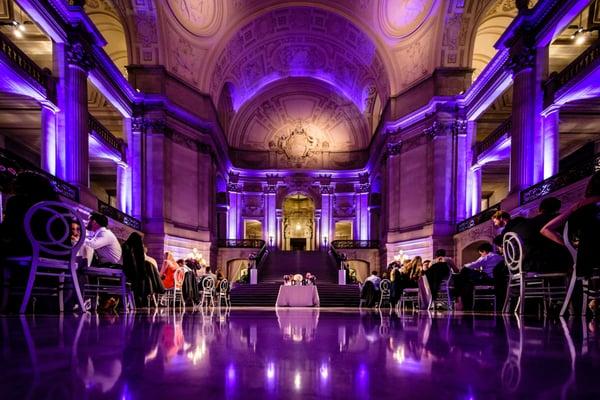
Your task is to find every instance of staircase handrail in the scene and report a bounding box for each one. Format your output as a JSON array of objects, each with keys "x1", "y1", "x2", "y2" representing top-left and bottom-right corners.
[{"x1": 254, "y1": 241, "x2": 269, "y2": 269}]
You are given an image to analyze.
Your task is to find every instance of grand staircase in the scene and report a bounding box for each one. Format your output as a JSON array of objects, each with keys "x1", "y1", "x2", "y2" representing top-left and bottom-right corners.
[{"x1": 230, "y1": 250, "x2": 360, "y2": 307}]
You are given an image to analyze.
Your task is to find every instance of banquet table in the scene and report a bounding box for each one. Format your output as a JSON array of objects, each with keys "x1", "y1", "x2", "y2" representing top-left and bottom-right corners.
[{"x1": 276, "y1": 285, "x2": 320, "y2": 307}]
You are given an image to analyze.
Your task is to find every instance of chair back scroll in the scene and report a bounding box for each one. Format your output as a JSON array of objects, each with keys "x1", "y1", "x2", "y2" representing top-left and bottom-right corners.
[
  {"x1": 24, "y1": 201, "x2": 86, "y2": 258},
  {"x1": 202, "y1": 276, "x2": 215, "y2": 291},
  {"x1": 173, "y1": 268, "x2": 186, "y2": 289},
  {"x1": 562, "y1": 222, "x2": 577, "y2": 265},
  {"x1": 502, "y1": 232, "x2": 524, "y2": 275}
]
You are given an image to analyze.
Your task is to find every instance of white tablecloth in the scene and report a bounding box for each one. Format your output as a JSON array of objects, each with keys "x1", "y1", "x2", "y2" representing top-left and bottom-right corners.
[{"x1": 276, "y1": 285, "x2": 320, "y2": 307}]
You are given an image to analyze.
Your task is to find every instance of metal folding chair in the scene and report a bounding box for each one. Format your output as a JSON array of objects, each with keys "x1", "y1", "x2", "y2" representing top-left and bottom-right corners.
[
  {"x1": 560, "y1": 222, "x2": 599, "y2": 316},
  {"x1": 502, "y1": 232, "x2": 570, "y2": 315},
  {"x1": 217, "y1": 279, "x2": 230, "y2": 308},
  {"x1": 2, "y1": 201, "x2": 86, "y2": 313},
  {"x1": 377, "y1": 279, "x2": 392, "y2": 308}
]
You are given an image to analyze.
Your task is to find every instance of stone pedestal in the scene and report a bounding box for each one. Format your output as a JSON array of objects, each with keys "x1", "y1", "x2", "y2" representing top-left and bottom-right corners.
[
  {"x1": 250, "y1": 268, "x2": 258, "y2": 285},
  {"x1": 338, "y1": 269, "x2": 346, "y2": 285}
]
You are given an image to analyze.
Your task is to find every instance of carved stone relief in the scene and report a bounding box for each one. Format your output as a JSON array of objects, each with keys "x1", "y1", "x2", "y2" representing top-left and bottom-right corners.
[
  {"x1": 166, "y1": 0, "x2": 222, "y2": 36},
  {"x1": 378, "y1": 0, "x2": 435, "y2": 39}
]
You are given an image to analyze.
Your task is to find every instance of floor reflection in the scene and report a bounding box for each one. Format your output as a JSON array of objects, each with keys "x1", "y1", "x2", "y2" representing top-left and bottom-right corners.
[{"x1": 1, "y1": 310, "x2": 599, "y2": 399}]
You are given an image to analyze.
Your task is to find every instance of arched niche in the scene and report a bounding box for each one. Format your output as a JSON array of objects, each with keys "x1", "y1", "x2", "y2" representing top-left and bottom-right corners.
[{"x1": 85, "y1": 0, "x2": 131, "y2": 77}]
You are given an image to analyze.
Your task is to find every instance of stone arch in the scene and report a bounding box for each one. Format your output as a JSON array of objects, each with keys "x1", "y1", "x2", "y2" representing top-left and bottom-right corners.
[
  {"x1": 85, "y1": 0, "x2": 132, "y2": 76},
  {"x1": 226, "y1": 258, "x2": 249, "y2": 282},
  {"x1": 117, "y1": 0, "x2": 162, "y2": 65},
  {"x1": 461, "y1": 239, "x2": 491, "y2": 265},
  {"x1": 347, "y1": 259, "x2": 370, "y2": 282},
  {"x1": 439, "y1": 0, "x2": 503, "y2": 68},
  {"x1": 276, "y1": 186, "x2": 322, "y2": 210}
]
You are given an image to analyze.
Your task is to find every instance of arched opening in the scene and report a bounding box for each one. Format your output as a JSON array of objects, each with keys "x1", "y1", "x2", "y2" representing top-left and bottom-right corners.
[
  {"x1": 471, "y1": 2, "x2": 519, "y2": 80},
  {"x1": 84, "y1": 0, "x2": 130, "y2": 77},
  {"x1": 226, "y1": 258, "x2": 249, "y2": 283},
  {"x1": 347, "y1": 259, "x2": 370, "y2": 283},
  {"x1": 461, "y1": 240, "x2": 490, "y2": 265},
  {"x1": 283, "y1": 194, "x2": 315, "y2": 251}
]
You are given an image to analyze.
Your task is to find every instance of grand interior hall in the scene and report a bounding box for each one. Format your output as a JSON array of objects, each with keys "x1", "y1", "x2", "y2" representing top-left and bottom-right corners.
[{"x1": 1, "y1": 0, "x2": 600, "y2": 398}]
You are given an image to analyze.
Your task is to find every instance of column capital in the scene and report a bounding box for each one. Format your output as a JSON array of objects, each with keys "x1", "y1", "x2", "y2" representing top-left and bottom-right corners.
[
  {"x1": 508, "y1": 46, "x2": 536, "y2": 73},
  {"x1": 320, "y1": 185, "x2": 334, "y2": 194},
  {"x1": 66, "y1": 41, "x2": 95, "y2": 72},
  {"x1": 356, "y1": 184, "x2": 370, "y2": 194}
]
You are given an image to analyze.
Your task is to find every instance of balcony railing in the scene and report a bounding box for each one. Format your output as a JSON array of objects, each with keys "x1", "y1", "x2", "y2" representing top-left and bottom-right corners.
[
  {"x1": 545, "y1": 38, "x2": 600, "y2": 93},
  {"x1": 217, "y1": 239, "x2": 266, "y2": 248},
  {"x1": 0, "y1": 29, "x2": 51, "y2": 91},
  {"x1": 98, "y1": 200, "x2": 142, "y2": 230},
  {"x1": 475, "y1": 119, "x2": 511, "y2": 158},
  {"x1": 88, "y1": 114, "x2": 125, "y2": 159},
  {"x1": 456, "y1": 203, "x2": 501, "y2": 233},
  {"x1": 520, "y1": 152, "x2": 600, "y2": 205},
  {"x1": 331, "y1": 240, "x2": 380, "y2": 250},
  {"x1": 0, "y1": 148, "x2": 79, "y2": 202}
]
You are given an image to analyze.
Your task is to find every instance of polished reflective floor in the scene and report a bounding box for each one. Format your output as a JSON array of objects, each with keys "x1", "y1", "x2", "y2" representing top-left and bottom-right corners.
[{"x1": 1, "y1": 308, "x2": 599, "y2": 399}]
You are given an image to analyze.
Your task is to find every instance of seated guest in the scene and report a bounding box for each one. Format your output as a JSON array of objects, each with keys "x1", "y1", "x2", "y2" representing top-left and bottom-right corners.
[
  {"x1": 160, "y1": 251, "x2": 178, "y2": 289},
  {"x1": 452, "y1": 242, "x2": 503, "y2": 310},
  {"x1": 393, "y1": 256, "x2": 424, "y2": 300},
  {"x1": 492, "y1": 210, "x2": 526, "y2": 245},
  {"x1": 542, "y1": 171, "x2": 600, "y2": 279},
  {"x1": 364, "y1": 271, "x2": 381, "y2": 291},
  {"x1": 84, "y1": 213, "x2": 122, "y2": 267},
  {"x1": 424, "y1": 250, "x2": 455, "y2": 305}
]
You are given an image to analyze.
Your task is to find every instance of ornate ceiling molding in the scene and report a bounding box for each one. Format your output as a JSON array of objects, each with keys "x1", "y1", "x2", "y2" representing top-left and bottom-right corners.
[
  {"x1": 378, "y1": 0, "x2": 436, "y2": 39},
  {"x1": 208, "y1": 7, "x2": 390, "y2": 112}
]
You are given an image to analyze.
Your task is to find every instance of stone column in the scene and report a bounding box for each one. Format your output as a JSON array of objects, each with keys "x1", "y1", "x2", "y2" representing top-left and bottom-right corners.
[
  {"x1": 463, "y1": 121, "x2": 477, "y2": 217},
  {"x1": 64, "y1": 40, "x2": 93, "y2": 189},
  {"x1": 264, "y1": 186, "x2": 277, "y2": 245},
  {"x1": 469, "y1": 165, "x2": 482, "y2": 215},
  {"x1": 116, "y1": 162, "x2": 129, "y2": 212},
  {"x1": 542, "y1": 107, "x2": 560, "y2": 179},
  {"x1": 356, "y1": 189, "x2": 370, "y2": 241},
  {"x1": 227, "y1": 186, "x2": 242, "y2": 239},
  {"x1": 314, "y1": 210, "x2": 321, "y2": 250},
  {"x1": 276, "y1": 209, "x2": 283, "y2": 249},
  {"x1": 509, "y1": 45, "x2": 545, "y2": 193},
  {"x1": 40, "y1": 103, "x2": 58, "y2": 175},
  {"x1": 126, "y1": 117, "x2": 143, "y2": 219},
  {"x1": 320, "y1": 186, "x2": 334, "y2": 247},
  {"x1": 142, "y1": 118, "x2": 167, "y2": 261}
]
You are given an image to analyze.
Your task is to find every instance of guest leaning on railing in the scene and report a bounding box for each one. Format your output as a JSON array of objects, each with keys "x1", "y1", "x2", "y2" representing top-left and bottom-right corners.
[{"x1": 541, "y1": 170, "x2": 600, "y2": 279}]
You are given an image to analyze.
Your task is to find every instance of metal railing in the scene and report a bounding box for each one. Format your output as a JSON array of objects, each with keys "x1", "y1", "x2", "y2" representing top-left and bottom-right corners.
[
  {"x1": 0, "y1": 29, "x2": 51, "y2": 90},
  {"x1": 456, "y1": 203, "x2": 501, "y2": 233},
  {"x1": 331, "y1": 240, "x2": 380, "y2": 249},
  {"x1": 0, "y1": 148, "x2": 79, "y2": 202},
  {"x1": 475, "y1": 118, "x2": 511, "y2": 158},
  {"x1": 98, "y1": 200, "x2": 142, "y2": 230},
  {"x1": 88, "y1": 114, "x2": 125, "y2": 159},
  {"x1": 520, "y1": 153, "x2": 600, "y2": 205},
  {"x1": 217, "y1": 239, "x2": 266, "y2": 248},
  {"x1": 545, "y1": 38, "x2": 600, "y2": 93}
]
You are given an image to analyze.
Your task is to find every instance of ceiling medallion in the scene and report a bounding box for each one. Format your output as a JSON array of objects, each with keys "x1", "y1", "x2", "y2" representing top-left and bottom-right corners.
[
  {"x1": 166, "y1": 0, "x2": 222, "y2": 36},
  {"x1": 378, "y1": 0, "x2": 435, "y2": 39},
  {"x1": 272, "y1": 125, "x2": 319, "y2": 166}
]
